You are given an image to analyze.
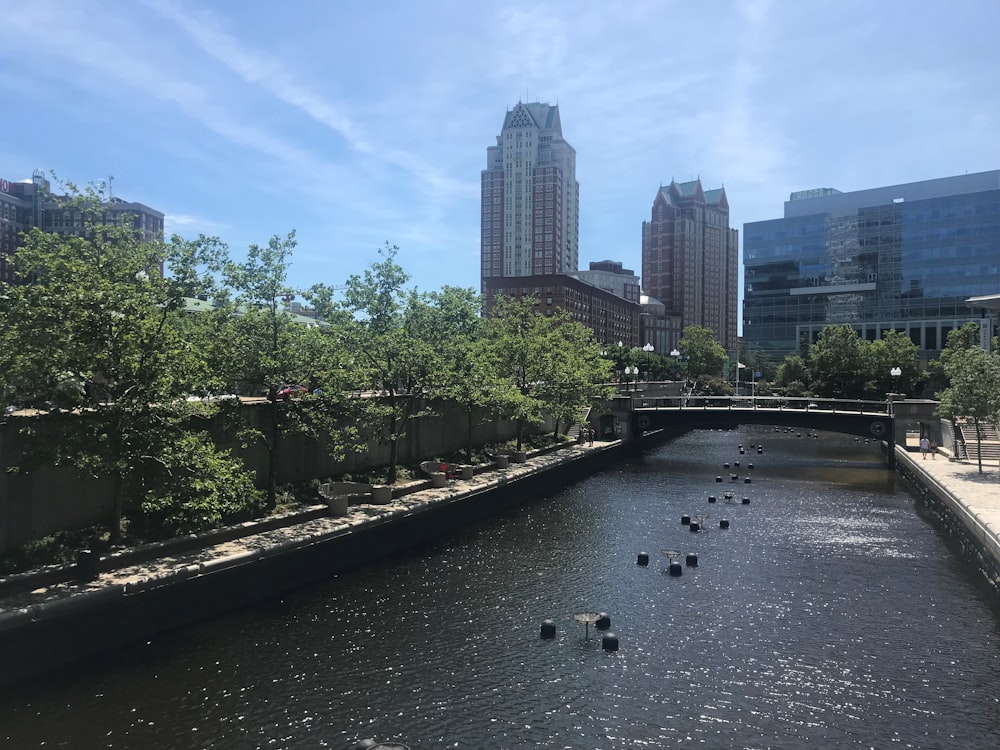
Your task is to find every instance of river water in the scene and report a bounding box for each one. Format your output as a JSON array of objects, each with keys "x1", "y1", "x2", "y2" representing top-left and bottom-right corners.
[{"x1": 2, "y1": 427, "x2": 999, "y2": 749}]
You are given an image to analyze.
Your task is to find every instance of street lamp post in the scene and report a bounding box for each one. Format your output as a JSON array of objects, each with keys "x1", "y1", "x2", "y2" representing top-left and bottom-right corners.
[
  {"x1": 889, "y1": 366, "x2": 902, "y2": 415},
  {"x1": 642, "y1": 342, "x2": 654, "y2": 381}
]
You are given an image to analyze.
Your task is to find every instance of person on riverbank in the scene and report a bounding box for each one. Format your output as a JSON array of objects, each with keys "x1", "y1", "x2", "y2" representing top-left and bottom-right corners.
[
  {"x1": 929, "y1": 438, "x2": 936, "y2": 459},
  {"x1": 920, "y1": 436, "x2": 930, "y2": 459}
]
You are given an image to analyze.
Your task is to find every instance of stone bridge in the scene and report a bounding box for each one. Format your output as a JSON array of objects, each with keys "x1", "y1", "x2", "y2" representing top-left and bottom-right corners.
[{"x1": 627, "y1": 395, "x2": 896, "y2": 468}]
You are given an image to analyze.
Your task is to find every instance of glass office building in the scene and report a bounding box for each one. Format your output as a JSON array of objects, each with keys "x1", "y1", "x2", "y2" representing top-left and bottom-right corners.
[{"x1": 743, "y1": 171, "x2": 1000, "y2": 359}]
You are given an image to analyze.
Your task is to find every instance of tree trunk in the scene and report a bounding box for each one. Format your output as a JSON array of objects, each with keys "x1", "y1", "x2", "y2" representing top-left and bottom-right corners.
[
  {"x1": 975, "y1": 417, "x2": 984, "y2": 474},
  {"x1": 388, "y1": 436, "x2": 399, "y2": 484},
  {"x1": 109, "y1": 474, "x2": 124, "y2": 544},
  {"x1": 265, "y1": 399, "x2": 279, "y2": 508},
  {"x1": 466, "y1": 408, "x2": 474, "y2": 462}
]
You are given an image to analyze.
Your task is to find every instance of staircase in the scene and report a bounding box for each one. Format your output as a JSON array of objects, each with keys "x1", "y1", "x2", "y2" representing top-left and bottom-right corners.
[
  {"x1": 566, "y1": 406, "x2": 593, "y2": 441},
  {"x1": 955, "y1": 419, "x2": 1000, "y2": 465}
]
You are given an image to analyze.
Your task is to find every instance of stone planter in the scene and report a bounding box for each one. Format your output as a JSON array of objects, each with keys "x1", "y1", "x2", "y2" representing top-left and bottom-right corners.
[
  {"x1": 495, "y1": 455, "x2": 510, "y2": 469},
  {"x1": 371, "y1": 485, "x2": 393, "y2": 504},
  {"x1": 325, "y1": 494, "x2": 349, "y2": 517},
  {"x1": 431, "y1": 472, "x2": 448, "y2": 488},
  {"x1": 512, "y1": 451, "x2": 527, "y2": 463},
  {"x1": 460, "y1": 465, "x2": 475, "y2": 480}
]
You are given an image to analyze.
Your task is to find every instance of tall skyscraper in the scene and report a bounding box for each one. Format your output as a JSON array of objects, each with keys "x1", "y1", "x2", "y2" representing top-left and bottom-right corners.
[
  {"x1": 481, "y1": 101, "x2": 579, "y2": 291},
  {"x1": 743, "y1": 171, "x2": 1000, "y2": 359},
  {"x1": 640, "y1": 179, "x2": 739, "y2": 350}
]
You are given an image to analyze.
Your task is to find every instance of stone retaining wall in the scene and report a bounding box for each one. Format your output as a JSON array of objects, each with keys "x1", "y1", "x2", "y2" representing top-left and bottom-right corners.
[
  {"x1": 895, "y1": 448, "x2": 1000, "y2": 594},
  {"x1": 0, "y1": 433, "x2": 673, "y2": 689}
]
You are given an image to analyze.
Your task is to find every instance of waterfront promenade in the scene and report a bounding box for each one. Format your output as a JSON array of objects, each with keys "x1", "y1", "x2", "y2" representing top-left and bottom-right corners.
[
  {"x1": 0, "y1": 440, "x2": 613, "y2": 611},
  {"x1": 0, "y1": 438, "x2": 632, "y2": 687},
  {"x1": 895, "y1": 443, "x2": 1000, "y2": 587}
]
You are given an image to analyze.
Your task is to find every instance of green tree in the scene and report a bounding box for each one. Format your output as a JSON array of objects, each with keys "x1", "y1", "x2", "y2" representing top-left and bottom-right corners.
[
  {"x1": 864, "y1": 329, "x2": 921, "y2": 399},
  {"x1": 775, "y1": 353, "x2": 810, "y2": 394},
  {"x1": 483, "y1": 297, "x2": 610, "y2": 449},
  {"x1": 808, "y1": 325, "x2": 866, "y2": 398},
  {"x1": 743, "y1": 347, "x2": 776, "y2": 384},
  {"x1": 928, "y1": 321, "x2": 985, "y2": 397},
  {"x1": 531, "y1": 311, "x2": 612, "y2": 440},
  {"x1": 937, "y1": 346, "x2": 1000, "y2": 473},
  {"x1": 417, "y1": 287, "x2": 520, "y2": 462},
  {"x1": 0, "y1": 184, "x2": 244, "y2": 542},
  {"x1": 677, "y1": 325, "x2": 727, "y2": 379},
  {"x1": 137, "y1": 434, "x2": 263, "y2": 538},
  {"x1": 339, "y1": 244, "x2": 438, "y2": 484},
  {"x1": 220, "y1": 231, "x2": 357, "y2": 506},
  {"x1": 482, "y1": 297, "x2": 552, "y2": 450}
]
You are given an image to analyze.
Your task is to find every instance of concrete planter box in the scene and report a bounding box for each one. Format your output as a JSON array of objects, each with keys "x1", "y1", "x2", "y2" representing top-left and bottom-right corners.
[
  {"x1": 371, "y1": 486, "x2": 393, "y2": 504},
  {"x1": 431, "y1": 472, "x2": 448, "y2": 488},
  {"x1": 460, "y1": 465, "x2": 475, "y2": 480},
  {"x1": 325, "y1": 495, "x2": 349, "y2": 516},
  {"x1": 495, "y1": 455, "x2": 510, "y2": 469},
  {"x1": 512, "y1": 451, "x2": 527, "y2": 463}
]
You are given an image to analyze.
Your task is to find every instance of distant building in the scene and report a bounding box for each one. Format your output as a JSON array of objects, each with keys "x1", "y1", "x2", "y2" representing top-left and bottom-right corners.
[
  {"x1": 639, "y1": 294, "x2": 683, "y2": 355},
  {"x1": 640, "y1": 179, "x2": 739, "y2": 350},
  {"x1": 481, "y1": 101, "x2": 579, "y2": 291},
  {"x1": 743, "y1": 170, "x2": 1000, "y2": 359},
  {"x1": 482, "y1": 275, "x2": 640, "y2": 348},
  {"x1": 570, "y1": 260, "x2": 641, "y2": 304},
  {"x1": 0, "y1": 170, "x2": 164, "y2": 284}
]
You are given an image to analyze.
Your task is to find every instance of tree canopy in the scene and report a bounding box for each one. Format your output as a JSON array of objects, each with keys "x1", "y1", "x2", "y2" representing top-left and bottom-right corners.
[{"x1": 677, "y1": 325, "x2": 727, "y2": 379}]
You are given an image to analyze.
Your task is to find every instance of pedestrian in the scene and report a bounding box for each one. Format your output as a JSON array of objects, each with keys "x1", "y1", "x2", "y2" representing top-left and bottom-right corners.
[
  {"x1": 919, "y1": 435, "x2": 930, "y2": 459},
  {"x1": 588, "y1": 427, "x2": 594, "y2": 446},
  {"x1": 929, "y1": 438, "x2": 936, "y2": 459}
]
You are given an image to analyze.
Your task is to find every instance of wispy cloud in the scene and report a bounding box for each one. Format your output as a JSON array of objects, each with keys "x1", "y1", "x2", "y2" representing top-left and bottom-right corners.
[
  {"x1": 144, "y1": 0, "x2": 476, "y2": 204},
  {"x1": 164, "y1": 213, "x2": 229, "y2": 236}
]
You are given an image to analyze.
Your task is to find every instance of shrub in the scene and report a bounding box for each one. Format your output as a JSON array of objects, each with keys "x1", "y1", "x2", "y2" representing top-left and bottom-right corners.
[{"x1": 135, "y1": 434, "x2": 263, "y2": 539}]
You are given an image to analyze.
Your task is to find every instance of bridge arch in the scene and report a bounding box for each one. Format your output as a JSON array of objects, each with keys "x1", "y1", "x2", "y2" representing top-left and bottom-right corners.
[{"x1": 629, "y1": 396, "x2": 895, "y2": 466}]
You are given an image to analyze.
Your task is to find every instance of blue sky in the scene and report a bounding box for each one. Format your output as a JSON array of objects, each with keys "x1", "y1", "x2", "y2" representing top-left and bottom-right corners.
[{"x1": 1, "y1": 0, "x2": 998, "y2": 303}]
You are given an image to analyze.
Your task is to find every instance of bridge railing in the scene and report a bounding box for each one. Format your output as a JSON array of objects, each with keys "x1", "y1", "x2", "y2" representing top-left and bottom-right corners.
[{"x1": 630, "y1": 395, "x2": 890, "y2": 415}]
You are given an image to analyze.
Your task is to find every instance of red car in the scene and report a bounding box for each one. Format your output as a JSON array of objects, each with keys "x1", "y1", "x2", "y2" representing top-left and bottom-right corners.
[{"x1": 275, "y1": 384, "x2": 308, "y2": 400}]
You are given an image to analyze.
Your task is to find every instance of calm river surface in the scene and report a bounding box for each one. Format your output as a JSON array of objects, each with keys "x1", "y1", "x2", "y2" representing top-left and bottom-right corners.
[{"x1": 2, "y1": 428, "x2": 999, "y2": 749}]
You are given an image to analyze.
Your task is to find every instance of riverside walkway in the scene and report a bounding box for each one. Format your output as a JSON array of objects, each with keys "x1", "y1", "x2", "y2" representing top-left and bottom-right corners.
[
  {"x1": 894, "y1": 443, "x2": 1000, "y2": 587},
  {"x1": 0, "y1": 438, "x2": 627, "y2": 689},
  {"x1": 0, "y1": 440, "x2": 609, "y2": 615}
]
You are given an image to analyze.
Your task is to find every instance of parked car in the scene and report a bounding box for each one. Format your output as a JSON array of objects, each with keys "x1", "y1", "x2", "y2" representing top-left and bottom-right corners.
[{"x1": 275, "y1": 384, "x2": 308, "y2": 400}]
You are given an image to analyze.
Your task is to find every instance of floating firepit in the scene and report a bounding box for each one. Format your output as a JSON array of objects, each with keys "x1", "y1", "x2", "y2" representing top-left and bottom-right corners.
[{"x1": 573, "y1": 610, "x2": 602, "y2": 639}]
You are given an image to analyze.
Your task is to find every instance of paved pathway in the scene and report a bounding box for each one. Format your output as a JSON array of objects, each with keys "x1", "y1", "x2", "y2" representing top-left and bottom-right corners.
[{"x1": 896, "y1": 445, "x2": 1000, "y2": 569}]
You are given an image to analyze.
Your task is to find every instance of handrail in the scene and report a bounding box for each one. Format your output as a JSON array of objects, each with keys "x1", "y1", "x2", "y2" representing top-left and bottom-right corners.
[{"x1": 632, "y1": 395, "x2": 891, "y2": 415}]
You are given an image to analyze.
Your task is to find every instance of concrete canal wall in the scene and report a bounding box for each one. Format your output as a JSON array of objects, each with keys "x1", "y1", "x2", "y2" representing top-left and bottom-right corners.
[
  {"x1": 0, "y1": 431, "x2": 678, "y2": 689},
  {"x1": 0, "y1": 398, "x2": 530, "y2": 552},
  {"x1": 895, "y1": 447, "x2": 1000, "y2": 594}
]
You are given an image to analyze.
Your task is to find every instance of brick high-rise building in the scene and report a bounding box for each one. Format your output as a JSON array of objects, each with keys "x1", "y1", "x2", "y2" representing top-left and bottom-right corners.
[
  {"x1": 640, "y1": 179, "x2": 738, "y2": 350},
  {"x1": 481, "y1": 101, "x2": 579, "y2": 291}
]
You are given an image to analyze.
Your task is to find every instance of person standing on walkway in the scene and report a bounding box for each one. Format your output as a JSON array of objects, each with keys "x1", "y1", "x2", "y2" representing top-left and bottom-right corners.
[
  {"x1": 920, "y1": 436, "x2": 930, "y2": 459},
  {"x1": 929, "y1": 438, "x2": 936, "y2": 459}
]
